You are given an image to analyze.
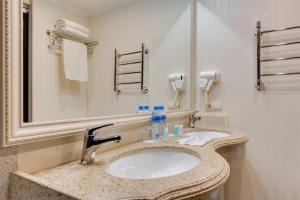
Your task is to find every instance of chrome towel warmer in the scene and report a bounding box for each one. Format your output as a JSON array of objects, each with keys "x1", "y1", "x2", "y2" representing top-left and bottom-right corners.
[
  {"x1": 256, "y1": 21, "x2": 300, "y2": 91},
  {"x1": 114, "y1": 43, "x2": 149, "y2": 94}
]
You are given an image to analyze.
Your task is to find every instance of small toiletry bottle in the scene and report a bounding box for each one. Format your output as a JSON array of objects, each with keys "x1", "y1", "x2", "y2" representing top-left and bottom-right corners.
[
  {"x1": 173, "y1": 124, "x2": 184, "y2": 137},
  {"x1": 163, "y1": 127, "x2": 169, "y2": 139},
  {"x1": 173, "y1": 125, "x2": 179, "y2": 137},
  {"x1": 178, "y1": 124, "x2": 184, "y2": 136}
]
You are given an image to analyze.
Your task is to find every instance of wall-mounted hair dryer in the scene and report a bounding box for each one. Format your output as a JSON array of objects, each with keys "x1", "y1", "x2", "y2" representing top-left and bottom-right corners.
[
  {"x1": 199, "y1": 71, "x2": 220, "y2": 112},
  {"x1": 169, "y1": 73, "x2": 185, "y2": 109},
  {"x1": 199, "y1": 71, "x2": 220, "y2": 92},
  {"x1": 169, "y1": 73, "x2": 185, "y2": 93}
]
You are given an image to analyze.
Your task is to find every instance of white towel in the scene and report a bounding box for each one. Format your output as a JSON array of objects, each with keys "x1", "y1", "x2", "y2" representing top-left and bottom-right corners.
[
  {"x1": 177, "y1": 136, "x2": 209, "y2": 146},
  {"x1": 55, "y1": 19, "x2": 89, "y2": 36},
  {"x1": 55, "y1": 26, "x2": 89, "y2": 39},
  {"x1": 62, "y1": 39, "x2": 88, "y2": 82},
  {"x1": 177, "y1": 131, "x2": 229, "y2": 146}
]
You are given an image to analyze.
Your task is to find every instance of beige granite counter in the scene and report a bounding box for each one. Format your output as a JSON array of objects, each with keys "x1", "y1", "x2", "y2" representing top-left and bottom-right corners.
[{"x1": 9, "y1": 128, "x2": 248, "y2": 200}]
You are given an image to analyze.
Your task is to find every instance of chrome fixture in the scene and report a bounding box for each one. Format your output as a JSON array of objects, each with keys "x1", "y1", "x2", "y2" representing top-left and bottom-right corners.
[
  {"x1": 189, "y1": 111, "x2": 201, "y2": 128},
  {"x1": 81, "y1": 124, "x2": 121, "y2": 165},
  {"x1": 256, "y1": 21, "x2": 300, "y2": 91},
  {"x1": 46, "y1": 29, "x2": 98, "y2": 56},
  {"x1": 114, "y1": 43, "x2": 149, "y2": 94}
]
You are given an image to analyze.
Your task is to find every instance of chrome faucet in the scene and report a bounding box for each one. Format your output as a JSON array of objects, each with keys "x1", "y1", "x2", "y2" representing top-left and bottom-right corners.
[
  {"x1": 189, "y1": 111, "x2": 201, "y2": 128},
  {"x1": 81, "y1": 124, "x2": 121, "y2": 165}
]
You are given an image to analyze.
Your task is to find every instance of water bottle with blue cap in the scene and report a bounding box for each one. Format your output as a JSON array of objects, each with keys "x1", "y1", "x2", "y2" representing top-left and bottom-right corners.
[
  {"x1": 161, "y1": 107, "x2": 168, "y2": 138},
  {"x1": 151, "y1": 115, "x2": 162, "y2": 139}
]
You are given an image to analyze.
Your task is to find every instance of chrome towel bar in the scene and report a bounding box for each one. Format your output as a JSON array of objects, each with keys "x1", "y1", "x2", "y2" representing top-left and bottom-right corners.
[
  {"x1": 117, "y1": 71, "x2": 141, "y2": 76},
  {"x1": 261, "y1": 40, "x2": 300, "y2": 48},
  {"x1": 46, "y1": 29, "x2": 98, "y2": 56},
  {"x1": 256, "y1": 21, "x2": 300, "y2": 90},
  {"x1": 261, "y1": 25, "x2": 300, "y2": 34},
  {"x1": 261, "y1": 72, "x2": 300, "y2": 77},
  {"x1": 114, "y1": 43, "x2": 149, "y2": 93},
  {"x1": 117, "y1": 61, "x2": 143, "y2": 66},
  {"x1": 261, "y1": 56, "x2": 300, "y2": 62}
]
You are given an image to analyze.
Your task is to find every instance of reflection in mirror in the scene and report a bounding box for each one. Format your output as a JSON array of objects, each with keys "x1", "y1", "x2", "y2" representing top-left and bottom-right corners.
[{"x1": 22, "y1": 0, "x2": 192, "y2": 123}]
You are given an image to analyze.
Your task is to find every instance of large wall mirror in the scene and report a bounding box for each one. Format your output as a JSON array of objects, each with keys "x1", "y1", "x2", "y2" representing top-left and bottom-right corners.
[
  {"x1": 1, "y1": 0, "x2": 195, "y2": 146},
  {"x1": 22, "y1": 0, "x2": 193, "y2": 123}
]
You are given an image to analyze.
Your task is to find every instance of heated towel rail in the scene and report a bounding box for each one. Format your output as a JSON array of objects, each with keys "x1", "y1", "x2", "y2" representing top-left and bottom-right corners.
[
  {"x1": 114, "y1": 43, "x2": 149, "y2": 93},
  {"x1": 256, "y1": 21, "x2": 300, "y2": 90}
]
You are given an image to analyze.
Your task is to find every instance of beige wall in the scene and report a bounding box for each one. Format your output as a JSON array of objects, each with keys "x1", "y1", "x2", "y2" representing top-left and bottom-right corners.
[
  {"x1": 197, "y1": 0, "x2": 300, "y2": 199},
  {"x1": 87, "y1": 0, "x2": 192, "y2": 117},
  {"x1": 31, "y1": 0, "x2": 89, "y2": 122}
]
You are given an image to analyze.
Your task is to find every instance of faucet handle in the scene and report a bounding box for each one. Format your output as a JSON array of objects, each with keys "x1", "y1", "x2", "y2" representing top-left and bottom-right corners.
[{"x1": 87, "y1": 124, "x2": 114, "y2": 136}]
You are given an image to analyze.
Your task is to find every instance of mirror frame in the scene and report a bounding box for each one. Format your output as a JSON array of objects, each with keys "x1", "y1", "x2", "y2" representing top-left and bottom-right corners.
[{"x1": 0, "y1": 0, "x2": 197, "y2": 147}]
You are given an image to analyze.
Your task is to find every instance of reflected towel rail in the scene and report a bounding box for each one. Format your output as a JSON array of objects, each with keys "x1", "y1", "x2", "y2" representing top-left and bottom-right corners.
[
  {"x1": 117, "y1": 82, "x2": 142, "y2": 85},
  {"x1": 255, "y1": 21, "x2": 300, "y2": 90},
  {"x1": 119, "y1": 51, "x2": 143, "y2": 57},
  {"x1": 117, "y1": 61, "x2": 142, "y2": 66},
  {"x1": 117, "y1": 71, "x2": 141, "y2": 75},
  {"x1": 114, "y1": 43, "x2": 149, "y2": 94}
]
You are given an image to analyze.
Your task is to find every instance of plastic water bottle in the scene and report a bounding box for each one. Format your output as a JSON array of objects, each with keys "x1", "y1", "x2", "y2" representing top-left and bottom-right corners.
[
  {"x1": 150, "y1": 106, "x2": 167, "y2": 139},
  {"x1": 151, "y1": 115, "x2": 162, "y2": 139},
  {"x1": 151, "y1": 106, "x2": 164, "y2": 139},
  {"x1": 162, "y1": 115, "x2": 168, "y2": 138},
  {"x1": 152, "y1": 106, "x2": 162, "y2": 117},
  {"x1": 159, "y1": 106, "x2": 168, "y2": 138}
]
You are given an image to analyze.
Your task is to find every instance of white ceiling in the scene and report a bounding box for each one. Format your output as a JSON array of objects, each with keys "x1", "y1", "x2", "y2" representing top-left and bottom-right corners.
[{"x1": 52, "y1": 0, "x2": 137, "y2": 18}]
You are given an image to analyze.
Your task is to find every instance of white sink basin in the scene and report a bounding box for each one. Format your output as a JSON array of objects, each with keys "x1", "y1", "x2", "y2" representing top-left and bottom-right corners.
[{"x1": 106, "y1": 150, "x2": 200, "y2": 179}]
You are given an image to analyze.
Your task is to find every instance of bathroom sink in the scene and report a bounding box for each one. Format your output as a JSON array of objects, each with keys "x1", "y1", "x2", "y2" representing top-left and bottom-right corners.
[{"x1": 106, "y1": 150, "x2": 200, "y2": 179}]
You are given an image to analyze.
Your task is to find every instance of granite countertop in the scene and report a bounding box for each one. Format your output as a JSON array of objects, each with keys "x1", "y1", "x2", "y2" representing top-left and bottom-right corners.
[{"x1": 13, "y1": 128, "x2": 248, "y2": 200}]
